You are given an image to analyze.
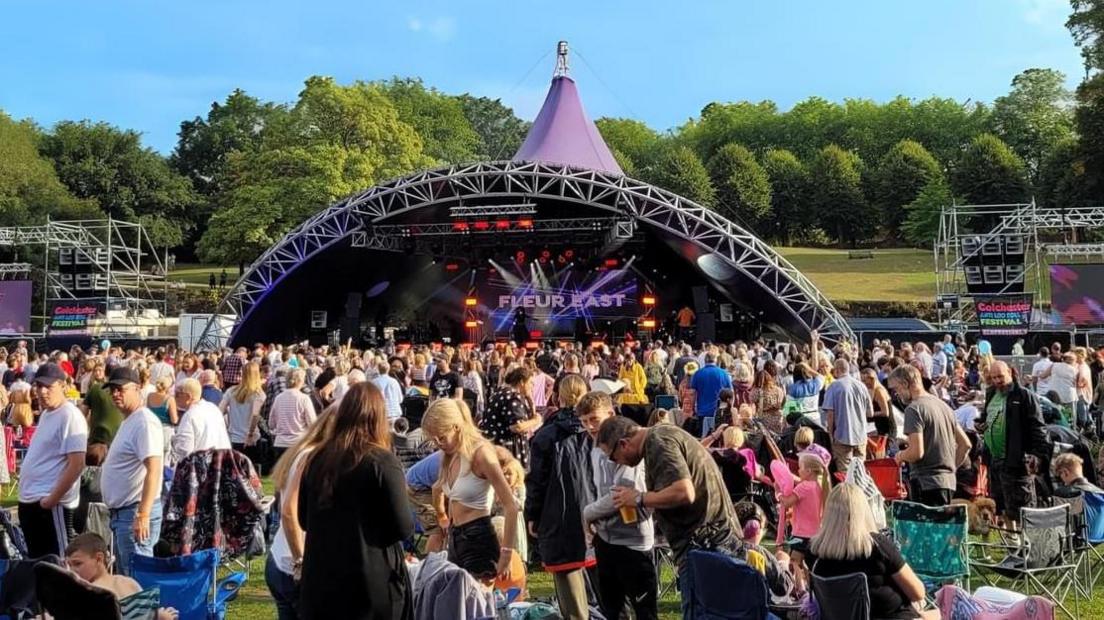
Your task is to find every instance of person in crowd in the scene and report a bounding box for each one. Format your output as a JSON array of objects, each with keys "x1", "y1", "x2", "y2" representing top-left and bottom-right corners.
[
  {"x1": 528, "y1": 358, "x2": 555, "y2": 416},
  {"x1": 1053, "y1": 452, "x2": 1104, "y2": 498},
  {"x1": 175, "y1": 353, "x2": 201, "y2": 386},
  {"x1": 265, "y1": 403, "x2": 336, "y2": 620},
  {"x1": 822, "y1": 357, "x2": 873, "y2": 472},
  {"x1": 101, "y1": 366, "x2": 164, "y2": 576},
  {"x1": 406, "y1": 449, "x2": 445, "y2": 553},
  {"x1": 577, "y1": 390, "x2": 657, "y2": 620},
  {"x1": 296, "y1": 382, "x2": 412, "y2": 618},
  {"x1": 526, "y1": 376, "x2": 597, "y2": 620},
  {"x1": 1039, "y1": 351, "x2": 1079, "y2": 422},
  {"x1": 598, "y1": 416, "x2": 792, "y2": 613},
  {"x1": 690, "y1": 352, "x2": 733, "y2": 438},
  {"x1": 794, "y1": 426, "x2": 831, "y2": 467},
  {"x1": 391, "y1": 416, "x2": 433, "y2": 470},
  {"x1": 676, "y1": 305, "x2": 696, "y2": 341},
  {"x1": 146, "y1": 375, "x2": 178, "y2": 460},
  {"x1": 460, "y1": 358, "x2": 486, "y2": 418},
  {"x1": 480, "y1": 366, "x2": 541, "y2": 468},
  {"x1": 752, "y1": 363, "x2": 786, "y2": 434},
  {"x1": 269, "y1": 369, "x2": 317, "y2": 462},
  {"x1": 64, "y1": 533, "x2": 178, "y2": 620},
  {"x1": 1030, "y1": 347, "x2": 1053, "y2": 396},
  {"x1": 221, "y1": 347, "x2": 246, "y2": 391},
  {"x1": 779, "y1": 452, "x2": 829, "y2": 594},
  {"x1": 199, "y1": 370, "x2": 223, "y2": 405},
  {"x1": 424, "y1": 398, "x2": 519, "y2": 582},
  {"x1": 148, "y1": 350, "x2": 174, "y2": 386},
  {"x1": 861, "y1": 367, "x2": 895, "y2": 453},
  {"x1": 787, "y1": 352, "x2": 825, "y2": 420},
  {"x1": 810, "y1": 483, "x2": 939, "y2": 620},
  {"x1": 18, "y1": 363, "x2": 87, "y2": 559},
  {"x1": 429, "y1": 357, "x2": 463, "y2": 401},
  {"x1": 888, "y1": 365, "x2": 971, "y2": 507},
  {"x1": 976, "y1": 361, "x2": 1050, "y2": 529},
  {"x1": 83, "y1": 361, "x2": 122, "y2": 465},
  {"x1": 170, "y1": 378, "x2": 232, "y2": 465},
  {"x1": 371, "y1": 360, "x2": 404, "y2": 420},
  {"x1": 617, "y1": 350, "x2": 648, "y2": 406},
  {"x1": 677, "y1": 361, "x2": 698, "y2": 418},
  {"x1": 221, "y1": 361, "x2": 265, "y2": 458}
]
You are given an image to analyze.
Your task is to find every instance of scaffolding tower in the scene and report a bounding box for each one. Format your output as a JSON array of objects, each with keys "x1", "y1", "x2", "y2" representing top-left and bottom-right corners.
[
  {"x1": 0, "y1": 219, "x2": 167, "y2": 330},
  {"x1": 934, "y1": 201, "x2": 1104, "y2": 327}
]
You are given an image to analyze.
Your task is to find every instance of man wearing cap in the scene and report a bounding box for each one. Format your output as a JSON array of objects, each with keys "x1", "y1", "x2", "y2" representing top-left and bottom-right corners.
[
  {"x1": 18, "y1": 363, "x2": 88, "y2": 558},
  {"x1": 101, "y1": 366, "x2": 164, "y2": 576},
  {"x1": 171, "y1": 378, "x2": 232, "y2": 465}
]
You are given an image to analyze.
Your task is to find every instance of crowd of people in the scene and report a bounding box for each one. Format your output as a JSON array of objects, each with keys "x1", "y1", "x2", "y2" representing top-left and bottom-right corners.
[{"x1": 0, "y1": 331, "x2": 1102, "y2": 619}]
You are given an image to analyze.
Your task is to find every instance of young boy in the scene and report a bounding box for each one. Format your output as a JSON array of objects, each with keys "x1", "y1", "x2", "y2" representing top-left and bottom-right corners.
[{"x1": 64, "y1": 532, "x2": 178, "y2": 619}]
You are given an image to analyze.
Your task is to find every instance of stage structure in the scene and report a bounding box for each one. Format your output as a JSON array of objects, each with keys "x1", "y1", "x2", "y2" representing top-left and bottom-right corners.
[
  {"x1": 0, "y1": 219, "x2": 167, "y2": 337},
  {"x1": 196, "y1": 42, "x2": 852, "y2": 350},
  {"x1": 934, "y1": 201, "x2": 1104, "y2": 328}
]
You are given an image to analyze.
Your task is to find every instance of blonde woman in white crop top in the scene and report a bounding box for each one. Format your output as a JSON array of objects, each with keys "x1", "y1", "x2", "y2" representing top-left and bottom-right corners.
[{"x1": 423, "y1": 398, "x2": 519, "y2": 581}]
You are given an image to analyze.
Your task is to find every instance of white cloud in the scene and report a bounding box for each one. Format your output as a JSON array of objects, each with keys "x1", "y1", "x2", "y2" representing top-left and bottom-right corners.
[{"x1": 407, "y1": 16, "x2": 455, "y2": 41}]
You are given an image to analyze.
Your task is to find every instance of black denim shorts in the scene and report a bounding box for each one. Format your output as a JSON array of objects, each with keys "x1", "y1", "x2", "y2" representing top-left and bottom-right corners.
[{"x1": 447, "y1": 515, "x2": 500, "y2": 580}]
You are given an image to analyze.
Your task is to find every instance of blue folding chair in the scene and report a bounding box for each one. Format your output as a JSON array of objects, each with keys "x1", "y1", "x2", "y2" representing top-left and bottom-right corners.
[
  {"x1": 131, "y1": 549, "x2": 244, "y2": 620},
  {"x1": 684, "y1": 549, "x2": 779, "y2": 620}
]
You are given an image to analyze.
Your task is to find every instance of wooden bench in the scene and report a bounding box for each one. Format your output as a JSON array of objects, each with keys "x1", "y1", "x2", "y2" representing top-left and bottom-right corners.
[{"x1": 848, "y1": 250, "x2": 874, "y2": 260}]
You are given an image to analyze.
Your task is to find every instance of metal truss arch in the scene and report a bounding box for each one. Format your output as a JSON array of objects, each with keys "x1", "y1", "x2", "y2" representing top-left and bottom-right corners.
[{"x1": 211, "y1": 160, "x2": 853, "y2": 347}]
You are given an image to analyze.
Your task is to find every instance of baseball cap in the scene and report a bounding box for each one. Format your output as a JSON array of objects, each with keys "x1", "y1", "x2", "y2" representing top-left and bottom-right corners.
[
  {"x1": 32, "y1": 363, "x2": 67, "y2": 387},
  {"x1": 104, "y1": 366, "x2": 141, "y2": 389}
]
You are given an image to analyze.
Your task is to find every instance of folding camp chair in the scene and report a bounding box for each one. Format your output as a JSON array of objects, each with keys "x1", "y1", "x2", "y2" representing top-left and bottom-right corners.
[
  {"x1": 653, "y1": 543, "x2": 678, "y2": 599},
  {"x1": 810, "y1": 566, "x2": 870, "y2": 620},
  {"x1": 33, "y1": 562, "x2": 121, "y2": 620},
  {"x1": 865, "y1": 458, "x2": 907, "y2": 501},
  {"x1": 890, "y1": 501, "x2": 970, "y2": 596},
  {"x1": 684, "y1": 549, "x2": 778, "y2": 620},
  {"x1": 1070, "y1": 491, "x2": 1104, "y2": 594},
  {"x1": 131, "y1": 548, "x2": 245, "y2": 620},
  {"x1": 969, "y1": 504, "x2": 1080, "y2": 618},
  {"x1": 0, "y1": 554, "x2": 62, "y2": 619}
]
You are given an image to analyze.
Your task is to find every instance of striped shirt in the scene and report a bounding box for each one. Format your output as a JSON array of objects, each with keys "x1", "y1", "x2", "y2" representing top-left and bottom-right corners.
[{"x1": 268, "y1": 389, "x2": 316, "y2": 448}]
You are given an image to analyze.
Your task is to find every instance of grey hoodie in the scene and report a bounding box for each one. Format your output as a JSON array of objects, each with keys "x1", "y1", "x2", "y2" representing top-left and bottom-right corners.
[{"x1": 583, "y1": 446, "x2": 654, "y2": 552}]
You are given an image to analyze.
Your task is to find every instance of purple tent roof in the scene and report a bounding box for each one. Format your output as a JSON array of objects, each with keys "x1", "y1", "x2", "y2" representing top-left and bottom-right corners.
[{"x1": 512, "y1": 76, "x2": 623, "y2": 175}]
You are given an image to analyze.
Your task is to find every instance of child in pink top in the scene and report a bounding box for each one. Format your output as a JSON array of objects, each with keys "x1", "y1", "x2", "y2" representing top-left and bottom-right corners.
[{"x1": 780, "y1": 452, "x2": 829, "y2": 594}]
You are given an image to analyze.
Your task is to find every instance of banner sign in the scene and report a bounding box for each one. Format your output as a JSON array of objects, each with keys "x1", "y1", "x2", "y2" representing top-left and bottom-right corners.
[
  {"x1": 975, "y1": 294, "x2": 1033, "y2": 336},
  {"x1": 48, "y1": 303, "x2": 99, "y2": 335}
]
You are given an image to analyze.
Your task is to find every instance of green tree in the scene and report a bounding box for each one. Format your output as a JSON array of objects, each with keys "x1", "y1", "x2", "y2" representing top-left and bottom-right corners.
[
  {"x1": 595, "y1": 118, "x2": 663, "y2": 169},
  {"x1": 645, "y1": 146, "x2": 716, "y2": 207},
  {"x1": 454, "y1": 94, "x2": 529, "y2": 160},
  {"x1": 0, "y1": 112, "x2": 96, "y2": 226},
  {"x1": 1037, "y1": 137, "x2": 1094, "y2": 209},
  {"x1": 808, "y1": 145, "x2": 873, "y2": 245},
  {"x1": 171, "y1": 89, "x2": 288, "y2": 196},
  {"x1": 951, "y1": 133, "x2": 1031, "y2": 206},
  {"x1": 990, "y1": 68, "x2": 1074, "y2": 178},
  {"x1": 377, "y1": 78, "x2": 481, "y2": 164},
  {"x1": 609, "y1": 148, "x2": 637, "y2": 177},
  {"x1": 870, "y1": 140, "x2": 943, "y2": 237},
  {"x1": 39, "y1": 120, "x2": 199, "y2": 247},
  {"x1": 706, "y1": 143, "x2": 772, "y2": 227},
  {"x1": 902, "y1": 177, "x2": 956, "y2": 246},
  {"x1": 1067, "y1": 2, "x2": 1104, "y2": 203},
  {"x1": 760, "y1": 148, "x2": 811, "y2": 244},
  {"x1": 197, "y1": 77, "x2": 433, "y2": 264}
]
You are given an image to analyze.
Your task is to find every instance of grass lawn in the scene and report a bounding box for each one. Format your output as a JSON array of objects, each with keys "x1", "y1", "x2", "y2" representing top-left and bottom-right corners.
[{"x1": 776, "y1": 247, "x2": 936, "y2": 303}]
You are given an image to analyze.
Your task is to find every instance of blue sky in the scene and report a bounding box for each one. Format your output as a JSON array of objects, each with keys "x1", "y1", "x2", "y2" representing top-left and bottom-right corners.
[{"x1": 0, "y1": 0, "x2": 1086, "y2": 154}]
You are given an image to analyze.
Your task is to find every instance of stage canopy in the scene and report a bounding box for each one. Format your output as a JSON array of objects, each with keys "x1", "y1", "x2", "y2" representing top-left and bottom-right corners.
[{"x1": 206, "y1": 45, "x2": 852, "y2": 348}]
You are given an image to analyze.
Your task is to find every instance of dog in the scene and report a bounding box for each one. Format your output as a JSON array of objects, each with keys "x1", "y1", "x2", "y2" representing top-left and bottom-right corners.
[{"x1": 951, "y1": 497, "x2": 998, "y2": 536}]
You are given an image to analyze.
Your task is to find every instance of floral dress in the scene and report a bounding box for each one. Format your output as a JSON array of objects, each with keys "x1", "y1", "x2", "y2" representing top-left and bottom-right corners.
[{"x1": 480, "y1": 386, "x2": 534, "y2": 468}]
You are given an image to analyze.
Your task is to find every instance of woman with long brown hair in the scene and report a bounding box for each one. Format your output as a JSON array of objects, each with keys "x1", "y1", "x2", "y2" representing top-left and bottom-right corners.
[
  {"x1": 752, "y1": 362, "x2": 786, "y2": 434},
  {"x1": 297, "y1": 382, "x2": 413, "y2": 619}
]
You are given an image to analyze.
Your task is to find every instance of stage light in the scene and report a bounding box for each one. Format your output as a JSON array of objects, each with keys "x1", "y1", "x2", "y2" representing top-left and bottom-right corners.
[
  {"x1": 641, "y1": 319, "x2": 657, "y2": 329},
  {"x1": 464, "y1": 297, "x2": 478, "y2": 307},
  {"x1": 465, "y1": 320, "x2": 478, "y2": 328},
  {"x1": 603, "y1": 258, "x2": 619, "y2": 268},
  {"x1": 529, "y1": 330, "x2": 543, "y2": 339},
  {"x1": 452, "y1": 222, "x2": 469, "y2": 232},
  {"x1": 445, "y1": 262, "x2": 460, "y2": 271},
  {"x1": 517, "y1": 218, "x2": 534, "y2": 229},
  {"x1": 515, "y1": 250, "x2": 526, "y2": 264},
  {"x1": 642, "y1": 295, "x2": 656, "y2": 306},
  {"x1": 563, "y1": 249, "x2": 575, "y2": 260},
  {"x1": 473, "y1": 221, "x2": 490, "y2": 231},
  {"x1": 495, "y1": 220, "x2": 511, "y2": 230}
]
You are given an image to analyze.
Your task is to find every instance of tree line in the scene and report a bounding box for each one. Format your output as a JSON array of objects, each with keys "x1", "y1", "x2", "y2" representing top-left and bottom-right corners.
[{"x1": 1, "y1": 2, "x2": 1103, "y2": 262}]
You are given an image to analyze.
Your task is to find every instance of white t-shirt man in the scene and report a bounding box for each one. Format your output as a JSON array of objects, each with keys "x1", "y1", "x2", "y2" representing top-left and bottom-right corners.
[
  {"x1": 148, "y1": 361, "x2": 174, "y2": 385},
  {"x1": 1032, "y1": 357, "x2": 1053, "y2": 395},
  {"x1": 1048, "y1": 362, "x2": 1079, "y2": 404},
  {"x1": 172, "y1": 399, "x2": 232, "y2": 464},
  {"x1": 18, "y1": 401, "x2": 88, "y2": 508},
  {"x1": 101, "y1": 409, "x2": 164, "y2": 509}
]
